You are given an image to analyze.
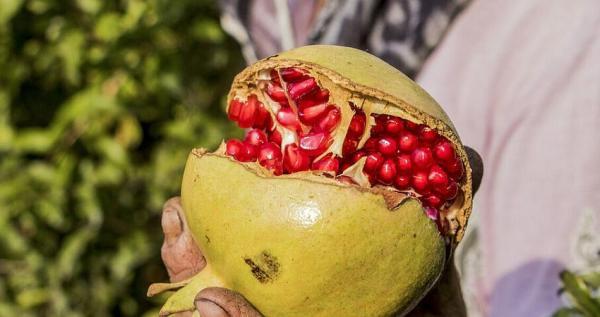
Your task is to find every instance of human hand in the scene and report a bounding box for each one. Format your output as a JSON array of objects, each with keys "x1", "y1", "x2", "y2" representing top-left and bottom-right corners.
[{"x1": 160, "y1": 197, "x2": 262, "y2": 316}]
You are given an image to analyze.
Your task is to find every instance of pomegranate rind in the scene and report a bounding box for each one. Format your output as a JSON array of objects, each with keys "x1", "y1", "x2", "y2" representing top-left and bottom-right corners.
[
  {"x1": 229, "y1": 45, "x2": 472, "y2": 244},
  {"x1": 173, "y1": 151, "x2": 446, "y2": 317}
]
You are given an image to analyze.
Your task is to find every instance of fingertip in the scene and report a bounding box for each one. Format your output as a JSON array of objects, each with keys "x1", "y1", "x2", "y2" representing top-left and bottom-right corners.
[
  {"x1": 464, "y1": 146, "x2": 483, "y2": 194},
  {"x1": 195, "y1": 287, "x2": 262, "y2": 317},
  {"x1": 195, "y1": 299, "x2": 230, "y2": 317},
  {"x1": 161, "y1": 197, "x2": 184, "y2": 240}
]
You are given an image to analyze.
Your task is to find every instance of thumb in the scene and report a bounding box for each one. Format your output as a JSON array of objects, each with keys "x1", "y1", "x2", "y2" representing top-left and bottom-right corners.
[{"x1": 195, "y1": 287, "x2": 262, "y2": 317}]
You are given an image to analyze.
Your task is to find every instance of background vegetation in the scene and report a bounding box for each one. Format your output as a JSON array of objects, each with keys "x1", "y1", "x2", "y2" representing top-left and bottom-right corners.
[{"x1": 0, "y1": 0, "x2": 244, "y2": 315}]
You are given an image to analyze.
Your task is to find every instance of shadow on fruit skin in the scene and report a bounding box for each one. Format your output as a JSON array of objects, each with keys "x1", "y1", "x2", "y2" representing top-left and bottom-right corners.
[{"x1": 488, "y1": 259, "x2": 564, "y2": 317}]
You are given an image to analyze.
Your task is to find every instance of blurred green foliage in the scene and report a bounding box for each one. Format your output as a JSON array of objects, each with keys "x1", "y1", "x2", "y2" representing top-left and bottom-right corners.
[{"x1": 0, "y1": 0, "x2": 244, "y2": 315}]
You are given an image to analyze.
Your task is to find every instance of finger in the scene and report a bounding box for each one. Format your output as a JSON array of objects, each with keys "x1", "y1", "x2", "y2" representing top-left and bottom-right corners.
[
  {"x1": 196, "y1": 300, "x2": 229, "y2": 317},
  {"x1": 162, "y1": 197, "x2": 184, "y2": 245},
  {"x1": 161, "y1": 196, "x2": 205, "y2": 282},
  {"x1": 195, "y1": 287, "x2": 263, "y2": 317},
  {"x1": 464, "y1": 146, "x2": 483, "y2": 194}
]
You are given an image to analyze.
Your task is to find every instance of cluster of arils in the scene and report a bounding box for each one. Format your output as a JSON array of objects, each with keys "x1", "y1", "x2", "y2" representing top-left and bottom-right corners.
[{"x1": 225, "y1": 67, "x2": 464, "y2": 229}]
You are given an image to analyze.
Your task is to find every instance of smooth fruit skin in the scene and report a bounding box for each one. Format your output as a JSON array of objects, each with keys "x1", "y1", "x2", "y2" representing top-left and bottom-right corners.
[{"x1": 170, "y1": 151, "x2": 445, "y2": 317}]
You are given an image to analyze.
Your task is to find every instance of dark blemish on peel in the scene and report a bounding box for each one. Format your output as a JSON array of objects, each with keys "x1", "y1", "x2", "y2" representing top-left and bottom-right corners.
[
  {"x1": 413, "y1": 233, "x2": 417, "y2": 238},
  {"x1": 205, "y1": 235, "x2": 210, "y2": 244},
  {"x1": 244, "y1": 258, "x2": 270, "y2": 283},
  {"x1": 243, "y1": 251, "x2": 280, "y2": 283}
]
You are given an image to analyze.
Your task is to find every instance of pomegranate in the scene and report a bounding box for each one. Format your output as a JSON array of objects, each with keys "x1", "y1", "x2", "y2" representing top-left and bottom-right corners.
[{"x1": 149, "y1": 45, "x2": 473, "y2": 317}]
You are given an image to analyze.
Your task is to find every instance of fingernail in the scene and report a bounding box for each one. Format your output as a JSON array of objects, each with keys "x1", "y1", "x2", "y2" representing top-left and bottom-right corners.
[{"x1": 195, "y1": 299, "x2": 230, "y2": 317}]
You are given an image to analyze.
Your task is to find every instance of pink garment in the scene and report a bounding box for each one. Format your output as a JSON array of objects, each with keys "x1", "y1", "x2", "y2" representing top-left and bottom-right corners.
[{"x1": 418, "y1": 0, "x2": 600, "y2": 316}]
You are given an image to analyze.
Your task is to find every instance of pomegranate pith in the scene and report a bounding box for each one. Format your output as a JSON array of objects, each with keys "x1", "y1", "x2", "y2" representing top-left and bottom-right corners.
[{"x1": 225, "y1": 66, "x2": 467, "y2": 236}]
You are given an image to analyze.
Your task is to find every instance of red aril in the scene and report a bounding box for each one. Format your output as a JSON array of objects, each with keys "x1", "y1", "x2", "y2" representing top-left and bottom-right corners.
[
  {"x1": 396, "y1": 154, "x2": 412, "y2": 173},
  {"x1": 350, "y1": 151, "x2": 367, "y2": 164},
  {"x1": 312, "y1": 154, "x2": 340, "y2": 174},
  {"x1": 423, "y1": 194, "x2": 443, "y2": 208},
  {"x1": 424, "y1": 206, "x2": 439, "y2": 221},
  {"x1": 238, "y1": 95, "x2": 259, "y2": 128},
  {"x1": 428, "y1": 165, "x2": 449, "y2": 187},
  {"x1": 314, "y1": 106, "x2": 341, "y2": 132},
  {"x1": 228, "y1": 99, "x2": 243, "y2": 122},
  {"x1": 276, "y1": 107, "x2": 301, "y2": 131},
  {"x1": 377, "y1": 136, "x2": 398, "y2": 156},
  {"x1": 258, "y1": 143, "x2": 283, "y2": 175},
  {"x1": 412, "y1": 171, "x2": 429, "y2": 193},
  {"x1": 245, "y1": 129, "x2": 268, "y2": 147},
  {"x1": 433, "y1": 141, "x2": 456, "y2": 162},
  {"x1": 238, "y1": 142, "x2": 258, "y2": 162},
  {"x1": 267, "y1": 82, "x2": 287, "y2": 103},
  {"x1": 288, "y1": 78, "x2": 318, "y2": 100},
  {"x1": 280, "y1": 67, "x2": 307, "y2": 82},
  {"x1": 297, "y1": 89, "x2": 329, "y2": 109},
  {"x1": 253, "y1": 104, "x2": 271, "y2": 129},
  {"x1": 299, "y1": 102, "x2": 329, "y2": 125},
  {"x1": 385, "y1": 117, "x2": 404, "y2": 135},
  {"x1": 371, "y1": 115, "x2": 386, "y2": 135},
  {"x1": 394, "y1": 174, "x2": 411, "y2": 189},
  {"x1": 364, "y1": 152, "x2": 384, "y2": 173},
  {"x1": 299, "y1": 132, "x2": 331, "y2": 157},
  {"x1": 283, "y1": 144, "x2": 310, "y2": 172},
  {"x1": 445, "y1": 158, "x2": 465, "y2": 180},
  {"x1": 225, "y1": 139, "x2": 244, "y2": 159},
  {"x1": 269, "y1": 129, "x2": 282, "y2": 144},
  {"x1": 398, "y1": 132, "x2": 418, "y2": 152},
  {"x1": 348, "y1": 112, "x2": 366, "y2": 138},
  {"x1": 342, "y1": 137, "x2": 359, "y2": 156},
  {"x1": 412, "y1": 147, "x2": 433, "y2": 169},
  {"x1": 434, "y1": 180, "x2": 458, "y2": 200},
  {"x1": 258, "y1": 142, "x2": 282, "y2": 162},
  {"x1": 377, "y1": 159, "x2": 397, "y2": 184},
  {"x1": 363, "y1": 138, "x2": 377, "y2": 152},
  {"x1": 419, "y1": 126, "x2": 438, "y2": 144}
]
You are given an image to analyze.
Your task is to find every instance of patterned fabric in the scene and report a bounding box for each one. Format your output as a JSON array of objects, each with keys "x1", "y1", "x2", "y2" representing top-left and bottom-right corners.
[{"x1": 218, "y1": 0, "x2": 471, "y2": 77}]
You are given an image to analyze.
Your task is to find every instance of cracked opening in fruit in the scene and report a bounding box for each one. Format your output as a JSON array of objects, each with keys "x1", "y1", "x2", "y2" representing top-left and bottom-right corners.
[{"x1": 223, "y1": 66, "x2": 465, "y2": 237}]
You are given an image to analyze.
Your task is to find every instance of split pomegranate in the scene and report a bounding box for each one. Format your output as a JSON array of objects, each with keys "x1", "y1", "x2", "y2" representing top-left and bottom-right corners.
[
  {"x1": 224, "y1": 67, "x2": 466, "y2": 235},
  {"x1": 150, "y1": 45, "x2": 474, "y2": 317}
]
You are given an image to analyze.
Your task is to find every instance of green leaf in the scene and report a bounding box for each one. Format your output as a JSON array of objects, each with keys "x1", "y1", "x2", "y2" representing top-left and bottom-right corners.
[
  {"x1": 94, "y1": 13, "x2": 123, "y2": 42},
  {"x1": 0, "y1": 0, "x2": 24, "y2": 24},
  {"x1": 13, "y1": 128, "x2": 60, "y2": 153},
  {"x1": 15, "y1": 288, "x2": 49, "y2": 308},
  {"x1": 560, "y1": 270, "x2": 600, "y2": 316},
  {"x1": 57, "y1": 30, "x2": 86, "y2": 85},
  {"x1": 76, "y1": 0, "x2": 102, "y2": 15}
]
